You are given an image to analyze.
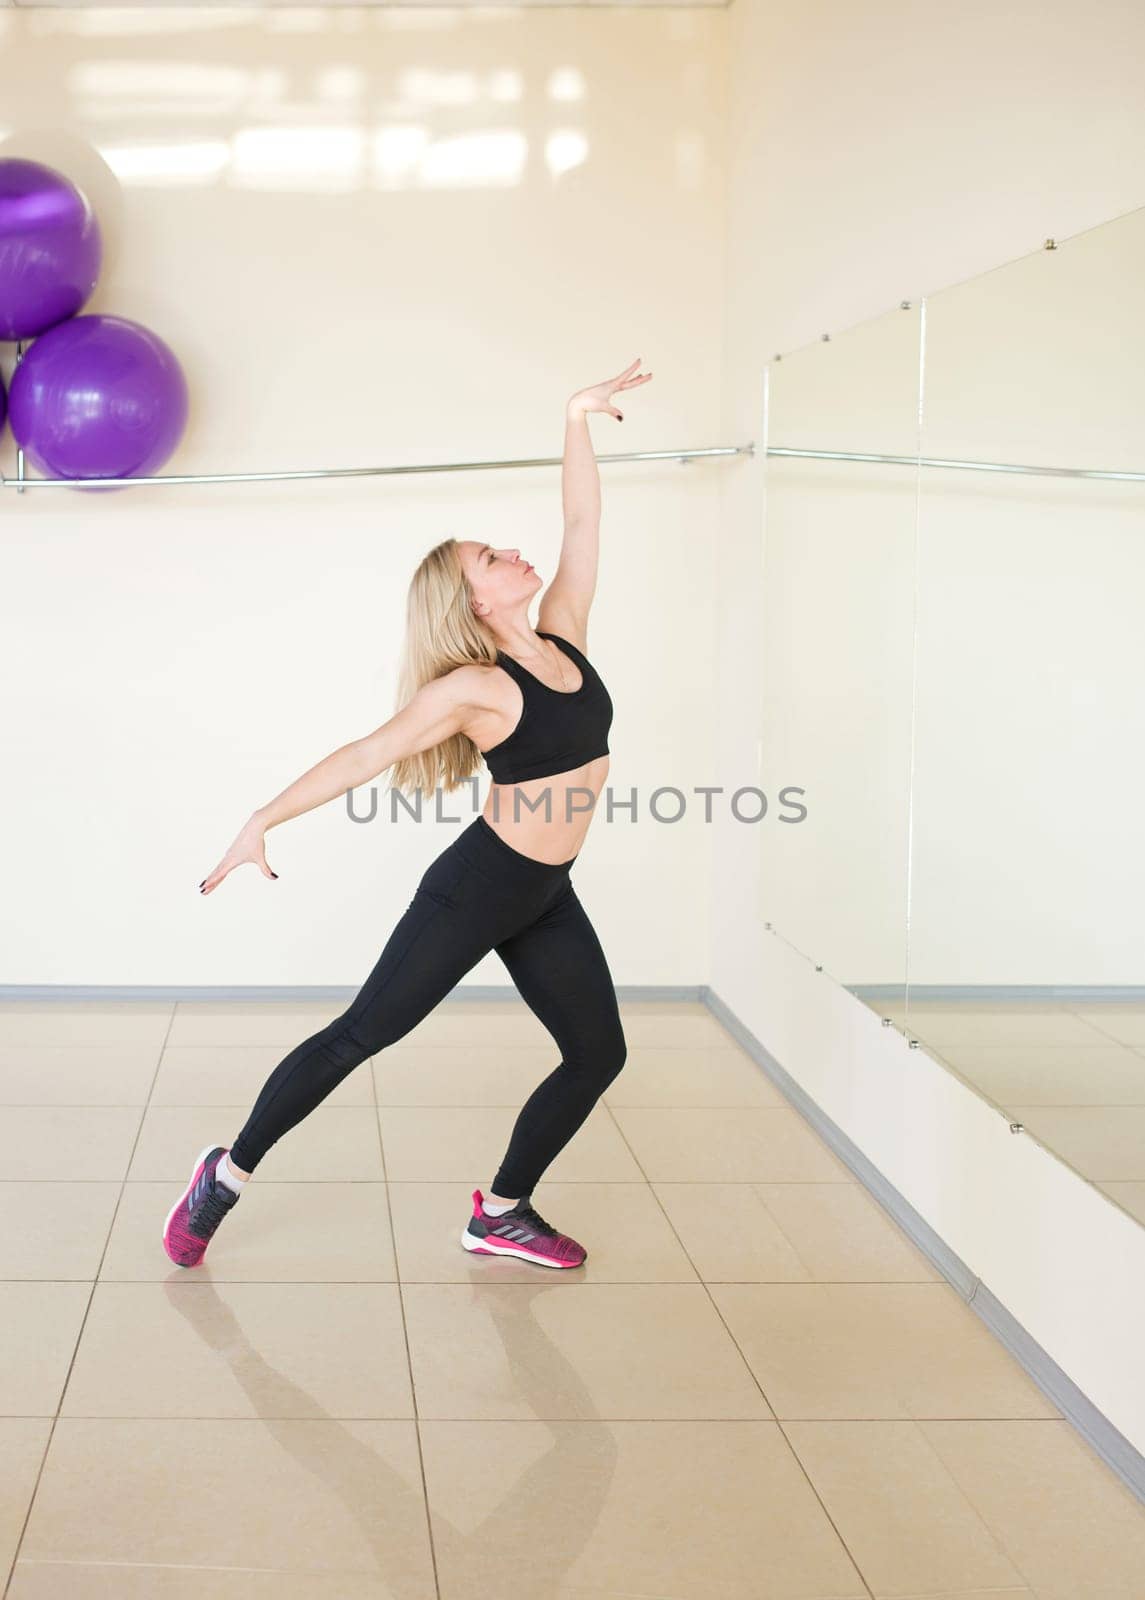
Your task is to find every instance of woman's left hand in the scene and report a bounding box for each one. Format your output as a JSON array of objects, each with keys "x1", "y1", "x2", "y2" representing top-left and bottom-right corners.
[{"x1": 568, "y1": 357, "x2": 653, "y2": 421}]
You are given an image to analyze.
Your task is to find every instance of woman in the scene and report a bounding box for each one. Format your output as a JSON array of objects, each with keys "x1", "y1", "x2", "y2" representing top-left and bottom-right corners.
[{"x1": 163, "y1": 358, "x2": 653, "y2": 1273}]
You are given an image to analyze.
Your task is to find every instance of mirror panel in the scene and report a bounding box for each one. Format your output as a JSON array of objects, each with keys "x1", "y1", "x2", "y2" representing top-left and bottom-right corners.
[
  {"x1": 760, "y1": 304, "x2": 922, "y2": 1021},
  {"x1": 908, "y1": 208, "x2": 1145, "y2": 1226}
]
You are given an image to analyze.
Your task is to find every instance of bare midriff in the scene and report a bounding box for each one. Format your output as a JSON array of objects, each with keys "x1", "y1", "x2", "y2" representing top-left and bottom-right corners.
[{"x1": 481, "y1": 754, "x2": 610, "y2": 865}]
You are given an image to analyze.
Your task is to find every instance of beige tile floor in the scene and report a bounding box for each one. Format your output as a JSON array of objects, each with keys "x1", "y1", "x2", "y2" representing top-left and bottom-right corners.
[
  {"x1": 1, "y1": 997, "x2": 1143, "y2": 1599},
  {"x1": 874, "y1": 998, "x2": 1145, "y2": 1225}
]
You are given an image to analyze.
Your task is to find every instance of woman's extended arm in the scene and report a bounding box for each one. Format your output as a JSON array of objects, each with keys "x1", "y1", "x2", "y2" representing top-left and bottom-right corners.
[
  {"x1": 541, "y1": 358, "x2": 653, "y2": 645},
  {"x1": 252, "y1": 741, "x2": 371, "y2": 834},
  {"x1": 197, "y1": 668, "x2": 488, "y2": 895}
]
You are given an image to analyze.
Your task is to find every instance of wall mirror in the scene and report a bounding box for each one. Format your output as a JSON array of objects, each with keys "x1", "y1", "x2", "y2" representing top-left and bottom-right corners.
[
  {"x1": 762, "y1": 207, "x2": 1145, "y2": 1231},
  {"x1": 760, "y1": 302, "x2": 923, "y2": 1035}
]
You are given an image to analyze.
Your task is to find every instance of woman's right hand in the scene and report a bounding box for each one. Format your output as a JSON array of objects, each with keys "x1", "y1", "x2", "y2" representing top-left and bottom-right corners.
[{"x1": 199, "y1": 816, "x2": 278, "y2": 896}]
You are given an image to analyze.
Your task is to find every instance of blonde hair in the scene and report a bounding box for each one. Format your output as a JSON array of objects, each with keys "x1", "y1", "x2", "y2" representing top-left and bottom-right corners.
[{"x1": 387, "y1": 537, "x2": 499, "y2": 799}]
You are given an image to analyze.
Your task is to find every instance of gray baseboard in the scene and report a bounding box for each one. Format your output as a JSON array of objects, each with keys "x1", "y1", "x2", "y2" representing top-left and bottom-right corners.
[
  {"x1": 700, "y1": 983, "x2": 1145, "y2": 1506},
  {"x1": 852, "y1": 983, "x2": 1145, "y2": 1003}
]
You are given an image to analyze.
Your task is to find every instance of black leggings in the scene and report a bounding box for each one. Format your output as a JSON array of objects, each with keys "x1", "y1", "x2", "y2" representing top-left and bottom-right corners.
[{"x1": 228, "y1": 815, "x2": 627, "y2": 1197}]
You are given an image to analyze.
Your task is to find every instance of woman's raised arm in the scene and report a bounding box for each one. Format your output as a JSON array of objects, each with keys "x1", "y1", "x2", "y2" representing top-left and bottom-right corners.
[{"x1": 541, "y1": 358, "x2": 653, "y2": 645}]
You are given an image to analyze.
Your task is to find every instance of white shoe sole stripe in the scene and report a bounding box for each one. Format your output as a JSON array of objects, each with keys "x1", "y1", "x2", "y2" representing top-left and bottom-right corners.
[{"x1": 460, "y1": 1229, "x2": 582, "y2": 1267}]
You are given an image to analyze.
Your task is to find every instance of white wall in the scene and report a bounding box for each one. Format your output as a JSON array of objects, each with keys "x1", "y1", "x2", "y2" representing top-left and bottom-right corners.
[
  {"x1": 0, "y1": 3, "x2": 728, "y2": 987},
  {"x1": 716, "y1": 0, "x2": 1145, "y2": 1021},
  {"x1": 714, "y1": 0, "x2": 1145, "y2": 1456}
]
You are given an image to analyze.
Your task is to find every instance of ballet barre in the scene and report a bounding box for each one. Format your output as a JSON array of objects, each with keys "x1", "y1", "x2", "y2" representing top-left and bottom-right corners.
[
  {"x1": 766, "y1": 445, "x2": 1145, "y2": 483},
  {"x1": 7, "y1": 441, "x2": 1140, "y2": 489},
  {"x1": 0, "y1": 442, "x2": 755, "y2": 492}
]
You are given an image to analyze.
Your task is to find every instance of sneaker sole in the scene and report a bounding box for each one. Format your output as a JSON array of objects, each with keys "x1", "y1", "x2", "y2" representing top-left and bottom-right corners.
[
  {"x1": 459, "y1": 1228, "x2": 585, "y2": 1268},
  {"x1": 162, "y1": 1143, "x2": 220, "y2": 1264}
]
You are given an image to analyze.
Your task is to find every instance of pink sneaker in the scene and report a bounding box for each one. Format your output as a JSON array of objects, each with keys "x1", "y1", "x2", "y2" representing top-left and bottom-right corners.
[
  {"x1": 460, "y1": 1189, "x2": 587, "y2": 1269},
  {"x1": 162, "y1": 1145, "x2": 241, "y2": 1268}
]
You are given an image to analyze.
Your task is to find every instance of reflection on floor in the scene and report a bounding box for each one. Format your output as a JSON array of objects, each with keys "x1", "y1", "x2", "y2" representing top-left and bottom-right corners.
[
  {"x1": 872, "y1": 998, "x2": 1145, "y2": 1225},
  {"x1": 0, "y1": 997, "x2": 1142, "y2": 1598}
]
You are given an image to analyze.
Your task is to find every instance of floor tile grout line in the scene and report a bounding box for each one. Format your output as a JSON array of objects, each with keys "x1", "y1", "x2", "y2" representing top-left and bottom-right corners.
[
  {"x1": 1, "y1": 1179, "x2": 869, "y2": 1186},
  {"x1": 0, "y1": 1412, "x2": 1070, "y2": 1424},
  {"x1": 10, "y1": 1177, "x2": 866, "y2": 1183},
  {"x1": 713, "y1": 998, "x2": 1145, "y2": 1485},
  {"x1": 597, "y1": 1100, "x2": 879, "y2": 1600},
  {"x1": 4, "y1": 1279, "x2": 955, "y2": 1287},
  {"x1": 8, "y1": 1098, "x2": 1145, "y2": 1111},
  {"x1": 3, "y1": 998, "x2": 1118, "y2": 1591},
  {"x1": 0, "y1": 1099, "x2": 853, "y2": 1109},
  {"x1": 1, "y1": 1005, "x2": 179, "y2": 1600},
  {"x1": 370, "y1": 1086, "x2": 443, "y2": 1600}
]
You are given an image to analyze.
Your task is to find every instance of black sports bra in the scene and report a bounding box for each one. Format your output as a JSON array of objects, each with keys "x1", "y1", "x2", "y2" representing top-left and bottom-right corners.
[{"x1": 479, "y1": 631, "x2": 613, "y2": 784}]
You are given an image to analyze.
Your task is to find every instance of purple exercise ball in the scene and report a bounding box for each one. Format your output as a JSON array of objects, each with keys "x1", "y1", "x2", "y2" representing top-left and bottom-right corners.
[
  {"x1": 9, "y1": 314, "x2": 189, "y2": 481},
  {"x1": 0, "y1": 157, "x2": 103, "y2": 341}
]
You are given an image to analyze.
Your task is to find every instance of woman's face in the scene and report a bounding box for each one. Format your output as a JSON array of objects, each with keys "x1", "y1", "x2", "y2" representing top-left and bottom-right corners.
[{"x1": 459, "y1": 540, "x2": 542, "y2": 619}]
